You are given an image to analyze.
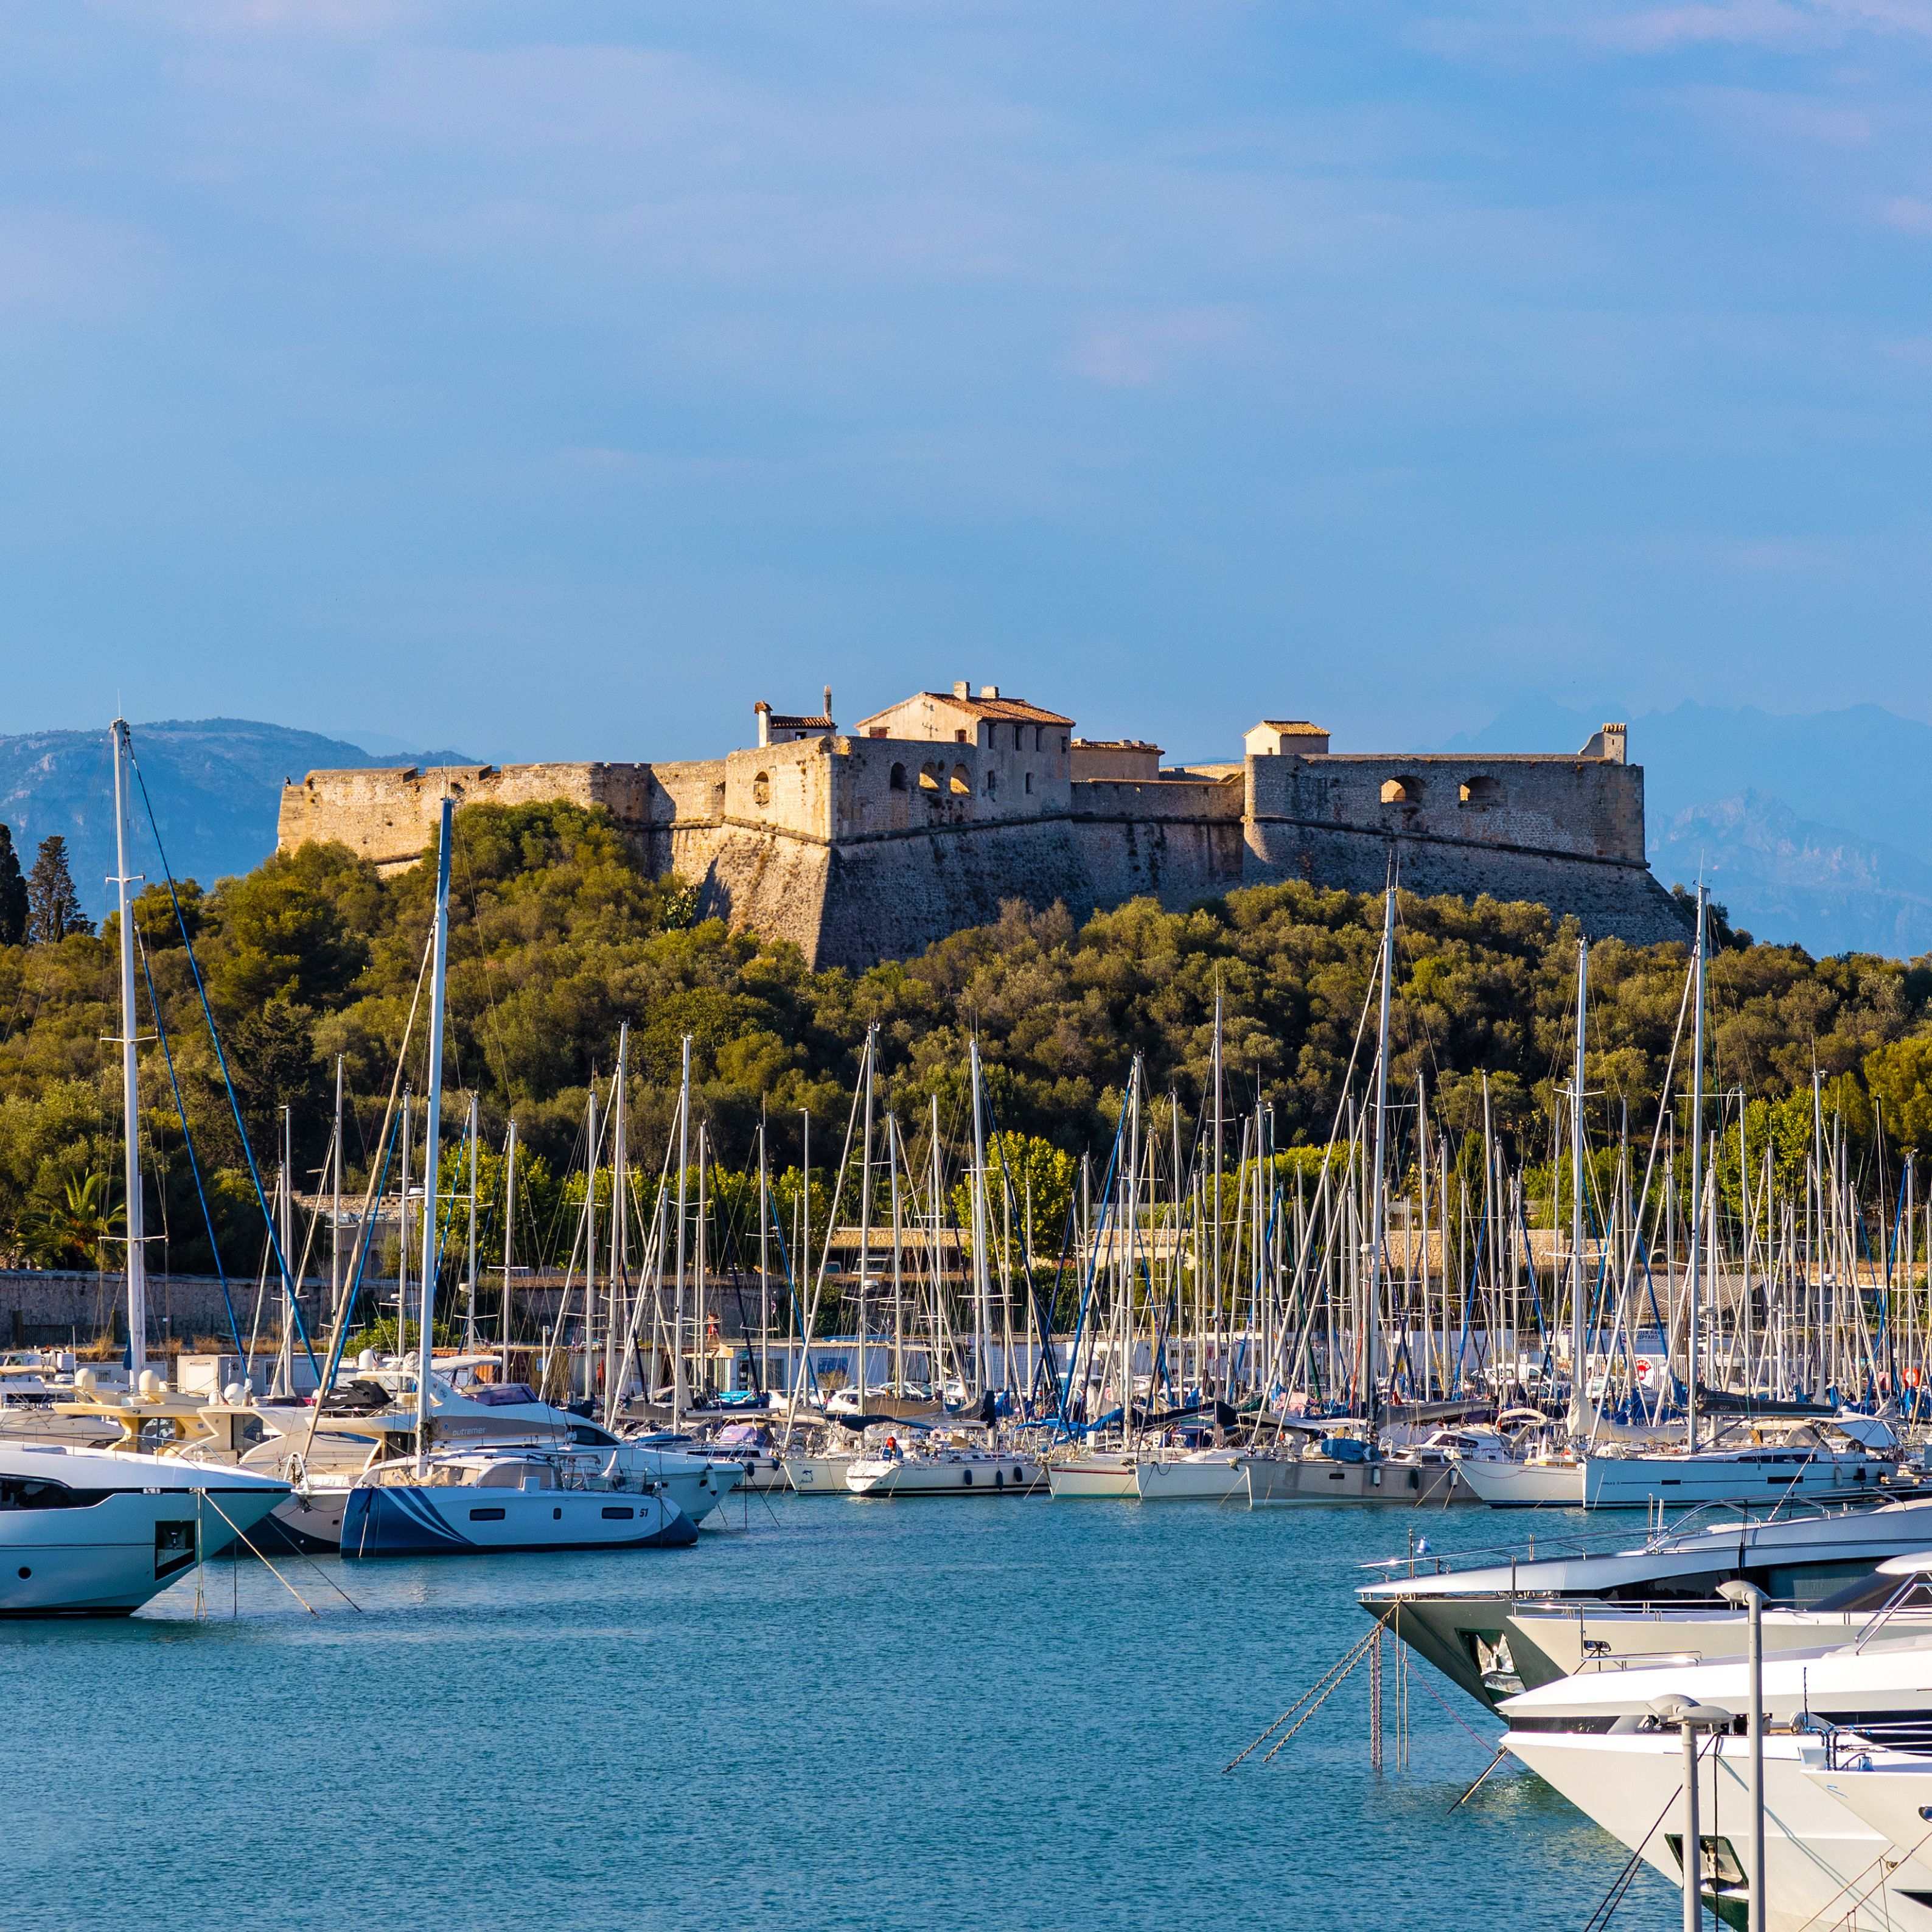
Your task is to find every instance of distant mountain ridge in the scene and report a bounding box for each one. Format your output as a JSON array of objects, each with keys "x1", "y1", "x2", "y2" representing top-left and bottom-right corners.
[
  {"x1": 1439, "y1": 699, "x2": 1932, "y2": 958},
  {"x1": 0, "y1": 719, "x2": 475, "y2": 920}
]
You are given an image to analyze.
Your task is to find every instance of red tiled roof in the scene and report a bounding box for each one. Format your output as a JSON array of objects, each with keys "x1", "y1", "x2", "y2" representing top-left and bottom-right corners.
[{"x1": 856, "y1": 692, "x2": 1074, "y2": 730}]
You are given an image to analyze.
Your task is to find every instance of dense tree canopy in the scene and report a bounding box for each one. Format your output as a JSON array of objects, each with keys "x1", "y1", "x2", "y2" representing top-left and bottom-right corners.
[{"x1": 1, "y1": 797, "x2": 1930, "y2": 1275}]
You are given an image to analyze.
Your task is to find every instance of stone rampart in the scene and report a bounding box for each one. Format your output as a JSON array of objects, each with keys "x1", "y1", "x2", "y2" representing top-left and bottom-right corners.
[{"x1": 276, "y1": 702, "x2": 1688, "y2": 966}]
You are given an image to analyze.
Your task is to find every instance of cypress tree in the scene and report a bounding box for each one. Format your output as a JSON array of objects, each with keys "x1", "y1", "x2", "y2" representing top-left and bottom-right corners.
[
  {"x1": 25, "y1": 834, "x2": 91, "y2": 943},
  {"x1": 0, "y1": 825, "x2": 26, "y2": 946}
]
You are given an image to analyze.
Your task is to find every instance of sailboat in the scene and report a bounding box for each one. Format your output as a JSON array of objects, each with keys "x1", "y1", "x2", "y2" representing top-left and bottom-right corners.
[
  {"x1": 1245, "y1": 879, "x2": 1465, "y2": 1507},
  {"x1": 1578, "y1": 887, "x2": 1905, "y2": 1509},
  {"x1": 340, "y1": 800, "x2": 697, "y2": 1557},
  {"x1": 1, "y1": 720, "x2": 293, "y2": 1614},
  {"x1": 1454, "y1": 938, "x2": 1592, "y2": 1508}
]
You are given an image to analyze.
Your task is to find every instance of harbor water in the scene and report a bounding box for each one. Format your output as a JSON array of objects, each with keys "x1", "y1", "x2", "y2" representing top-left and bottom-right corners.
[{"x1": 4, "y1": 1498, "x2": 1676, "y2": 1930}]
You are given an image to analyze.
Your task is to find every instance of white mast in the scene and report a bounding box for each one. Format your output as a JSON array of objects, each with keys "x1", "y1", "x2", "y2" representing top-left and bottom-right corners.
[
  {"x1": 110, "y1": 717, "x2": 148, "y2": 1382},
  {"x1": 969, "y1": 1034, "x2": 991, "y2": 1398},
  {"x1": 413, "y1": 796, "x2": 455, "y2": 1471},
  {"x1": 501, "y1": 1117, "x2": 517, "y2": 1378},
  {"x1": 1366, "y1": 877, "x2": 1395, "y2": 1441},
  {"x1": 611, "y1": 1023, "x2": 629, "y2": 1404},
  {"x1": 1568, "y1": 938, "x2": 1590, "y2": 1432},
  {"x1": 331, "y1": 1055, "x2": 344, "y2": 1331},
  {"x1": 673, "y1": 1034, "x2": 691, "y2": 1425},
  {"x1": 465, "y1": 1091, "x2": 479, "y2": 1351},
  {"x1": 858, "y1": 1025, "x2": 876, "y2": 1411},
  {"x1": 1686, "y1": 885, "x2": 1707, "y2": 1451}
]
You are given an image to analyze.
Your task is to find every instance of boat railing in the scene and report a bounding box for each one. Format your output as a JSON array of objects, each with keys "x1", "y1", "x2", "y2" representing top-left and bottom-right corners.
[{"x1": 1818, "y1": 1718, "x2": 1932, "y2": 1766}]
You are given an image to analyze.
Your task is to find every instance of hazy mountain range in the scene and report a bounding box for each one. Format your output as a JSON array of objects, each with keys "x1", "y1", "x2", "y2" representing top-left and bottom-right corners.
[
  {"x1": 1440, "y1": 700, "x2": 1932, "y2": 959},
  {"x1": 0, "y1": 720, "x2": 473, "y2": 922},
  {"x1": 4, "y1": 704, "x2": 1928, "y2": 958}
]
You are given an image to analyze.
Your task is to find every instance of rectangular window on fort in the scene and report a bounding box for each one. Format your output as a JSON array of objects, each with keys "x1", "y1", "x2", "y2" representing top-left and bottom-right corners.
[
  {"x1": 1025, "y1": 773, "x2": 1033, "y2": 794},
  {"x1": 955, "y1": 729, "x2": 966, "y2": 743}
]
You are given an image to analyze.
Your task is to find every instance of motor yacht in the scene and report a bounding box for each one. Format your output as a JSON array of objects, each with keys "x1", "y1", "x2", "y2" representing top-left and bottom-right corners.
[
  {"x1": 1499, "y1": 1641, "x2": 1932, "y2": 1930},
  {"x1": 1360, "y1": 1494, "x2": 1932, "y2": 1710},
  {"x1": 0, "y1": 1439, "x2": 290, "y2": 1615}
]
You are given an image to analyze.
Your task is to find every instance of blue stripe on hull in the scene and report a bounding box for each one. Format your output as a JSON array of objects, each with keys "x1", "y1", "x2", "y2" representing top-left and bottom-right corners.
[{"x1": 341, "y1": 1487, "x2": 698, "y2": 1557}]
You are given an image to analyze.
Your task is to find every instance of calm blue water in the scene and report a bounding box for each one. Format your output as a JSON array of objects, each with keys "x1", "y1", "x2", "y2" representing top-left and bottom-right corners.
[{"x1": 4, "y1": 1498, "x2": 1677, "y2": 1930}]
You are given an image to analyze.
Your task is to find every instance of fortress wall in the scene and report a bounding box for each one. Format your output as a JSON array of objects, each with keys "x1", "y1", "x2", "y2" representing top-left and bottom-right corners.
[
  {"x1": 1247, "y1": 754, "x2": 1647, "y2": 865},
  {"x1": 810, "y1": 820, "x2": 1096, "y2": 972},
  {"x1": 691, "y1": 825, "x2": 832, "y2": 961},
  {"x1": 279, "y1": 762, "x2": 618, "y2": 871},
  {"x1": 1073, "y1": 775, "x2": 1241, "y2": 825},
  {"x1": 1243, "y1": 820, "x2": 1687, "y2": 945},
  {"x1": 1071, "y1": 815, "x2": 1246, "y2": 914}
]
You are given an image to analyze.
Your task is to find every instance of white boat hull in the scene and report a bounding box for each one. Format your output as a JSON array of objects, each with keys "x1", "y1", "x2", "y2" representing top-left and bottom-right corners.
[
  {"x1": 1133, "y1": 1451, "x2": 1246, "y2": 1502},
  {"x1": 1452, "y1": 1456, "x2": 1583, "y2": 1508},
  {"x1": 1244, "y1": 1454, "x2": 1465, "y2": 1507},
  {"x1": 846, "y1": 1454, "x2": 1044, "y2": 1496},
  {"x1": 1583, "y1": 1450, "x2": 1889, "y2": 1510},
  {"x1": 0, "y1": 1443, "x2": 291, "y2": 1615},
  {"x1": 1045, "y1": 1454, "x2": 1139, "y2": 1499},
  {"x1": 782, "y1": 1454, "x2": 855, "y2": 1494}
]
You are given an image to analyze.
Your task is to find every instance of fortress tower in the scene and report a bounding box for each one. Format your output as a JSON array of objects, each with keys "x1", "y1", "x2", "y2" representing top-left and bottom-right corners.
[{"x1": 276, "y1": 686, "x2": 1686, "y2": 968}]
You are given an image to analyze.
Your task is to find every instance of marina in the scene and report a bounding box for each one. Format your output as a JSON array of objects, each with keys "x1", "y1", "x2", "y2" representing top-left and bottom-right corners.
[{"x1": 3, "y1": 1498, "x2": 1684, "y2": 1932}]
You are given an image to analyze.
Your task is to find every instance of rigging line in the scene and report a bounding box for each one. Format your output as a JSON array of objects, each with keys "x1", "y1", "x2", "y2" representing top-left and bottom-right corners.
[
  {"x1": 131, "y1": 919, "x2": 245, "y2": 1359},
  {"x1": 296, "y1": 921, "x2": 436, "y2": 1460},
  {"x1": 125, "y1": 740, "x2": 319, "y2": 1379}
]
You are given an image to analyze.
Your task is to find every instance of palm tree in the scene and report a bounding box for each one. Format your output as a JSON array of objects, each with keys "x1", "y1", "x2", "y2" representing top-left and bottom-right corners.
[{"x1": 20, "y1": 1173, "x2": 123, "y2": 1271}]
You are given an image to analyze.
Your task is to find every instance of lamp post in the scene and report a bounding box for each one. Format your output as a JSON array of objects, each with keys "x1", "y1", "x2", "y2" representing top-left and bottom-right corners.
[
  {"x1": 1651, "y1": 1696, "x2": 1734, "y2": 1932},
  {"x1": 1718, "y1": 1579, "x2": 1768, "y2": 1932}
]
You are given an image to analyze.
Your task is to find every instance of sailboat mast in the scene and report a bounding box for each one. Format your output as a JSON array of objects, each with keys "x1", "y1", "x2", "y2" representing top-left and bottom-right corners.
[
  {"x1": 110, "y1": 717, "x2": 148, "y2": 1381},
  {"x1": 1687, "y1": 885, "x2": 1708, "y2": 1451},
  {"x1": 612, "y1": 1022, "x2": 629, "y2": 1404},
  {"x1": 969, "y1": 1034, "x2": 991, "y2": 1398},
  {"x1": 501, "y1": 1117, "x2": 517, "y2": 1376},
  {"x1": 332, "y1": 1055, "x2": 344, "y2": 1331},
  {"x1": 465, "y1": 1091, "x2": 479, "y2": 1350},
  {"x1": 674, "y1": 1034, "x2": 690, "y2": 1427},
  {"x1": 859, "y1": 1026, "x2": 876, "y2": 1412},
  {"x1": 1366, "y1": 879, "x2": 1395, "y2": 1440},
  {"x1": 413, "y1": 795, "x2": 455, "y2": 1468},
  {"x1": 1569, "y1": 939, "x2": 1589, "y2": 1431}
]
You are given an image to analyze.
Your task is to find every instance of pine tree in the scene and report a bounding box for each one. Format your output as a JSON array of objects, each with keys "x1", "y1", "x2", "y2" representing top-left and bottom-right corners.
[
  {"x1": 0, "y1": 825, "x2": 26, "y2": 946},
  {"x1": 24, "y1": 834, "x2": 91, "y2": 944}
]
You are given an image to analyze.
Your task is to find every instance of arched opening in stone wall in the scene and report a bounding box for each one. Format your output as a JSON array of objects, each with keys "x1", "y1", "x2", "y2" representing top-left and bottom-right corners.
[
  {"x1": 950, "y1": 763, "x2": 971, "y2": 797},
  {"x1": 889, "y1": 762, "x2": 907, "y2": 792},
  {"x1": 752, "y1": 770, "x2": 771, "y2": 807},
  {"x1": 1381, "y1": 776, "x2": 1420, "y2": 805},
  {"x1": 919, "y1": 763, "x2": 941, "y2": 793},
  {"x1": 1460, "y1": 775, "x2": 1499, "y2": 808}
]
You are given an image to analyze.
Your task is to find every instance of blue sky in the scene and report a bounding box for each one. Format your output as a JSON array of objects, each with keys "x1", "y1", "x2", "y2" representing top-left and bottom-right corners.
[{"x1": 6, "y1": 1, "x2": 1931, "y2": 764}]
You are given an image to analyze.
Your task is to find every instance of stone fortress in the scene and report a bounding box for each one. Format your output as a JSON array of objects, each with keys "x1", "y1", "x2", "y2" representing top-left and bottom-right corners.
[{"x1": 276, "y1": 683, "x2": 1688, "y2": 969}]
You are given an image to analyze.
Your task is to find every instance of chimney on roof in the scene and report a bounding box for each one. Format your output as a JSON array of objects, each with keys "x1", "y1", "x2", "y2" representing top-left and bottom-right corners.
[
  {"x1": 954, "y1": 680, "x2": 970, "y2": 700},
  {"x1": 755, "y1": 699, "x2": 772, "y2": 749},
  {"x1": 980, "y1": 685, "x2": 999, "y2": 699},
  {"x1": 823, "y1": 685, "x2": 833, "y2": 722}
]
